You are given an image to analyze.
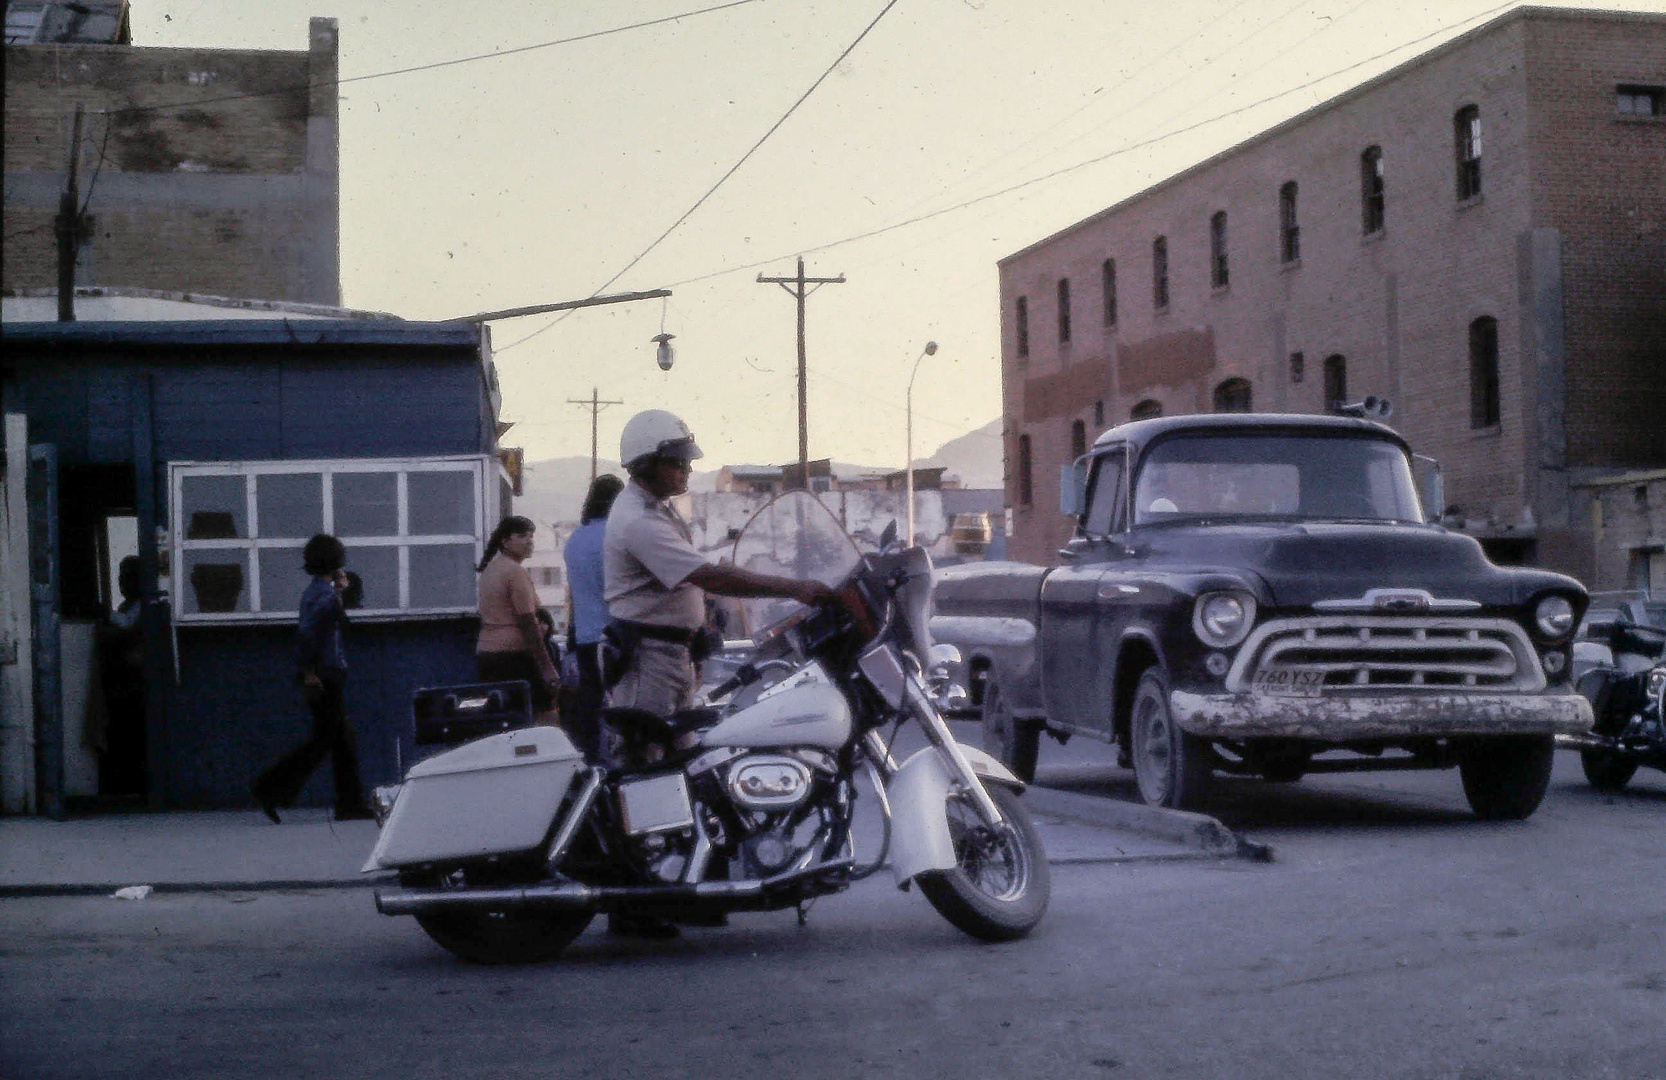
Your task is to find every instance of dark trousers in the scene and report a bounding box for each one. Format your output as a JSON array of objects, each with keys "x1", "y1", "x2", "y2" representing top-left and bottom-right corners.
[
  {"x1": 565, "y1": 643, "x2": 605, "y2": 761},
  {"x1": 254, "y1": 673, "x2": 365, "y2": 812}
]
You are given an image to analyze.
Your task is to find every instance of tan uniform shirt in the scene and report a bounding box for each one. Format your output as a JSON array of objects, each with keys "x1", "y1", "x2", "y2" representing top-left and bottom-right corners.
[
  {"x1": 476, "y1": 552, "x2": 540, "y2": 653},
  {"x1": 603, "y1": 481, "x2": 712, "y2": 631}
]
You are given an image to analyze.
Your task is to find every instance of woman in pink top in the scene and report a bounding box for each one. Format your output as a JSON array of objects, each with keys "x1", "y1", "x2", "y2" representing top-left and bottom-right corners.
[{"x1": 475, "y1": 515, "x2": 561, "y2": 725}]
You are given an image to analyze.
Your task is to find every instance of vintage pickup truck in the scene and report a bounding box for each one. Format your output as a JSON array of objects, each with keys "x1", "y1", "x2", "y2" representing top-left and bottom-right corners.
[{"x1": 933, "y1": 413, "x2": 1593, "y2": 819}]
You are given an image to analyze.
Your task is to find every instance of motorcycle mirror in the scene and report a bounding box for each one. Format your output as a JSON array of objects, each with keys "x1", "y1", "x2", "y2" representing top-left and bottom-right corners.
[{"x1": 879, "y1": 519, "x2": 898, "y2": 551}]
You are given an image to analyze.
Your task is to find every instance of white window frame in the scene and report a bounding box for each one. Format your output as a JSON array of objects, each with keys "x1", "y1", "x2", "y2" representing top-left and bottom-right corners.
[{"x1": 167, "y1": 454, "x2": 497, "y2": 623}]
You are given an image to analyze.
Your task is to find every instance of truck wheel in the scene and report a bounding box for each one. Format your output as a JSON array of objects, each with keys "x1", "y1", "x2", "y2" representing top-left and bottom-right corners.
[
  {"x1": 1129, "y1": 668, "x2": 1213, "y2": 810},
  {"x1": 1458, "y1": 736, "x2": 1554, "y2": 820},
  {"x1": 1579, "y1": 749, "x2": 1637, "y2": 792},
  {"x1": 981, "y1": 682, "x2": 1040, "y2": 784}
]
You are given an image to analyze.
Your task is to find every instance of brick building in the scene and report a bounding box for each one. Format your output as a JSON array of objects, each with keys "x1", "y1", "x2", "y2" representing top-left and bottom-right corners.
[
  {"x1": 998, "y1": 6, "x2": 1665, "y2": 590},
  {"x1": 3, "y1": 6, "x2": 340, "y2": 304}
]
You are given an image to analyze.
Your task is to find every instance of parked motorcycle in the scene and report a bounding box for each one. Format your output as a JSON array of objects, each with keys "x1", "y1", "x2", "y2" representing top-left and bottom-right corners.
[
  {"x1": 1565, "y1": 614, "x2": 1666, "y2": 791},
  {"x1": 365, "y1": 492, "x2": 1049, "y2": 963}
]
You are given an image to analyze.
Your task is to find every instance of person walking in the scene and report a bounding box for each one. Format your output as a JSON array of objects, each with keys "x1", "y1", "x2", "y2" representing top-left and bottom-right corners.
[
  {"x1": 252, "y1": 534, "x2": 369, "y2": 823},
  {"x1": 562, "y1": 474, "x2": 624, "y2": 760},
  {"x1": 475, "y1": 515, "x2": 561, "y2": 727}
]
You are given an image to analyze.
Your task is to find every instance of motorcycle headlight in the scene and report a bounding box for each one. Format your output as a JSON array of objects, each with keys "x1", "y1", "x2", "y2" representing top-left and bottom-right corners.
[
  {"x1": 1193, "y1": 591, "x2": 1257, "y2": 648},
  {"x1": 1534, "y1": 595, "x2": 1576, "y2": 640},
  {"x1": 1648, "y1": 665, "x2": 1666, "y2": 706}
]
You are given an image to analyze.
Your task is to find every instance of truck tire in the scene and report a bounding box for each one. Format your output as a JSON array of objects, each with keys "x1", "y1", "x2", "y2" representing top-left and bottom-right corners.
[
  {"x1": 1458, "y1": 736, "x2": 1554, "y2": 820},
  {"x1": 1129, "y1": 668, "x2": 1213, "y2": 810},
  {"x1": 1579, "y1": 749, "x2": 1637, "y2": 792},
  {"x1": 980, "y1": 681, "x2": 1040, "y2": 784}
]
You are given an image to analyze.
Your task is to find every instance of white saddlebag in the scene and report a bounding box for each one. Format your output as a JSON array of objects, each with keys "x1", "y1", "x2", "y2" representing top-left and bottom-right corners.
[{"x1": 364, "y1": 728, "x2": 583, "y2": 871}]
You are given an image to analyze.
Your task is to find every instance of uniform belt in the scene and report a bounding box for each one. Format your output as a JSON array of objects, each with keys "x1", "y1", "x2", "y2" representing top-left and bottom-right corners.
[{"x1": 619, "y1": 620, "x2": 696, "y2": 647}]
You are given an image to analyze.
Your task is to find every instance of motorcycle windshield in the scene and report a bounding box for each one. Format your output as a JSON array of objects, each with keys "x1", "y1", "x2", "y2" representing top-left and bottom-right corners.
[{"x1": 728, "y1": 491, "x2": 864, "y2": 642}]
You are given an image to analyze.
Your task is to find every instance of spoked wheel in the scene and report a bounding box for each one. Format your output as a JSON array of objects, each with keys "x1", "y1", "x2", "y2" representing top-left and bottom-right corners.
[
  {"x1": 1579, "y1": 748, "x2": 1638, "y2": 792},
  {"x1": 1129, "y1": 667, "x2": 1214, "y2": 810},
  {"x1": 917, "y1": 784, "x2": 1050, "y2": 942},
  {"x1": 400, "y1": 868, "x2": 594, "y2": 965},
  {"x1": 980, "y1": 682, "x2": 1040, "y2": 784}
]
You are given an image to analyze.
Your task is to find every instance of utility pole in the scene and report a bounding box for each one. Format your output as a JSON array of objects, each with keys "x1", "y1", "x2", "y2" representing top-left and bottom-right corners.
[
  {"x1": 568, "y1": 388, "x2": 623, "y2": 481},
  {"x1": 757, "y1": 257, "x2": 845, "y2": 488},
  {"x1": 54, "y1": 103, "x2": 86, "y2": 323}
]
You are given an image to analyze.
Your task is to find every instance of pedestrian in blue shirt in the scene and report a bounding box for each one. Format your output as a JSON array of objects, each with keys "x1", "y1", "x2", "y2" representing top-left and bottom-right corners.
[
  {"x1": 251, "y1": 534, "x2": 369, "y2": 823},
  {"x1": 562, "y1": 473, "x2": 624, "y2": 759}
]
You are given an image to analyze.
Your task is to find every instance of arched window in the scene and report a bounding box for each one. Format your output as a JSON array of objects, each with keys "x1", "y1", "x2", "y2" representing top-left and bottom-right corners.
[
  {"x1": 1093, "y1": 400, "x2": 1105, "y2": 427},
  {"x1": 1279, "y1": 182, "x2": 1300, "y2": 263},
  {"x1": 1152, "y1": 236, "x2": 1169, "y2": 309},
  {"x1": 1469, "y1": 316, "x2": 1499, "y2": 428},
  {"x1": 1130, "y1": 399, "x2": 1163, "y2": 421},
  {"x1": 1455, "y1": 106, "x2": 1482, "y2": 200},
  {"x1": 1057, "y1": 278, "x2": 1072, "y2": 343},
  {"x1": 1017, "y1": 434, "x2": 1034, "y2": 505},
  {"x1": 1360, "y1": 146, "x2": 1385, "y2": 233},
  {"x1": 1071, "y1": 419, "x2": 1087, "y2": 460},
  {"x1": 1323, "y1": 355, "x2": 1347, "y2": 412},
  {"x1": 1209, "y1": 211, "x2": 1229, "y2": 288},
  {"x1": 1102, "y1": 259, "x2": 1117, "y2": 326},
  {"x1": 1014, "y1": 296, "x2": 1029, "y2": 358},
  {"x1": 1213, "y1": 377, "x2": 1253, "y2": 414}
]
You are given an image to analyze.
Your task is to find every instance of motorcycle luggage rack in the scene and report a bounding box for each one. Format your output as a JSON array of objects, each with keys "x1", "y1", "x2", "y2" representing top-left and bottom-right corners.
[{"x1": 412, "y1": 680, "x2": 535, "y2": 745}]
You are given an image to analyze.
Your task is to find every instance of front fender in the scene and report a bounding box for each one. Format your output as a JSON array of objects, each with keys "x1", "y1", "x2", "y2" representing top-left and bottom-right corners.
[{"x1": 886, "y1": 744, "x2": 1022, "y2": 885}]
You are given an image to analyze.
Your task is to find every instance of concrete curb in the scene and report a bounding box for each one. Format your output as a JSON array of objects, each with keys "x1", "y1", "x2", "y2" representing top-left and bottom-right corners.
[
  {"x1": 0, "y1": 878, "x2": 389, "y2": 899},
  {"x1": 1023, "y1": 784, "x2": 1273, "y2": 862}
]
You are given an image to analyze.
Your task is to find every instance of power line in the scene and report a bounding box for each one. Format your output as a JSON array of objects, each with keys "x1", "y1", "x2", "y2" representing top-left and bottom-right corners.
[{"x1": 101, "y1": 0, "x2": 767, "y2": 120}]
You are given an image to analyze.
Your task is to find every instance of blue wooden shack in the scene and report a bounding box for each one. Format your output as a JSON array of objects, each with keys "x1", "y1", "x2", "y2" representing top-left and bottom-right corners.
[{"x1": 1, "y1": 319, "x2": 507, "y2": 813}]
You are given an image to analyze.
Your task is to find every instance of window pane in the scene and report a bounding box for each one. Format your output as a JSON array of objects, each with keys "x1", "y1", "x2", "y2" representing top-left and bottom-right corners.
[
  {"x1": 408, "y1": 470, "x2": 475, "y2": 536},
  {"x1": 257, "y1": 545, "x2": 309, "y2": 613},
  {"x1": 180, "y1": 549, "x2": 250, "y2": 614},
  {"x1": 180, "y1": 475, "x2": 247, "y2": 540},
  {"x1": 334, "y1": 472, "x2": 398, "y2": 536},
  {"x1": 408, "y1": 544, "x2": 478, "y2": 609},
  {"x1": 255, "y1": 473, "x2": 323, "y2": 539},
  {"x1": 343, "y1": 545, "x2": 400, "y2": 610}
]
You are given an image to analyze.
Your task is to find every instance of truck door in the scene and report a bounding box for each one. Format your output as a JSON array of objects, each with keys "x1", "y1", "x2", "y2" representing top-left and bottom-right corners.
[{"x1": 1038, "y1": 448, "x2": 1127, "y2": 732}]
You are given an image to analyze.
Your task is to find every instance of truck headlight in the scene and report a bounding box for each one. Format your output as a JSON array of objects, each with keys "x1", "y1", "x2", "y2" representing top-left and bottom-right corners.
[
  {"x1": 1534, "y1": 595, "x2": 1576, "y2": 639},
  {"x1": 1193, "y1": 591, "x2": 1257, "y2": 648}
]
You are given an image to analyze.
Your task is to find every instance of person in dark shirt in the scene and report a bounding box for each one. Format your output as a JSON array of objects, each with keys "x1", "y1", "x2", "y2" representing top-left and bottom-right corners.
[{"x1": 251, "y1": 534, "x2": 369, "y2": 823}]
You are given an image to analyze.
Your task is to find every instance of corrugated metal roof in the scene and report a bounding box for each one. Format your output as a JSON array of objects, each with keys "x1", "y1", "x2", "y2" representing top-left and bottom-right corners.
[{"x1": 1, "y1": 319, "x2": 484, "y2": 350}]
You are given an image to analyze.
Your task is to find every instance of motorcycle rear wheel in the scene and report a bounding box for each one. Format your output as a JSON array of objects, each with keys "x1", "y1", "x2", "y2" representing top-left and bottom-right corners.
[
  {"x1": 917, "y1": 784, "x2": 1050, "y2": 942},
  {"x1": 1580, "y1": 749, "x2": 1638, "y2": 791},
  {"x1": 400, "y1": 869, "x2": 594, "y2": 965}
]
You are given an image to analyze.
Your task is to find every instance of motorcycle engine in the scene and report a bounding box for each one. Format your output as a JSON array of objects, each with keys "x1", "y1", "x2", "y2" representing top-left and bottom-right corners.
[
  {"x1": 726, "y1": 755, "x2": 812, "y2": 811},
  {"x1": 719, "y1": 753, "x2": 837, "y2": 878}
]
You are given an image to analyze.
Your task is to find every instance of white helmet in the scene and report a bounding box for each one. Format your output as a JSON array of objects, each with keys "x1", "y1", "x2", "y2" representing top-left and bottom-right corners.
[{"x1": 619, "y1": 409, "x2": 703, "y2": 471}]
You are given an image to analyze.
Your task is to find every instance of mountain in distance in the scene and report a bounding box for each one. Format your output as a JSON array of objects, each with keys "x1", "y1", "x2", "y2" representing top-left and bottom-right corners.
[{"x1": 515, "y1": 418, "x2": 1002, "y2": 528}]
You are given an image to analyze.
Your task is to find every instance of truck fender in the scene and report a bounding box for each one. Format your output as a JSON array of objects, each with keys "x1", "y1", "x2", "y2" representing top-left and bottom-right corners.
[{"x1": 886, "y1": 744, "x2": 1024, "y2": 885}]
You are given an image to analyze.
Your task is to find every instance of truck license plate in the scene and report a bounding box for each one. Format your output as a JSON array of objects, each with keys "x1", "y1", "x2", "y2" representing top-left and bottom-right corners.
[{"x1": 1252, "y1": 668, "x2": 1325, "y2": 697}]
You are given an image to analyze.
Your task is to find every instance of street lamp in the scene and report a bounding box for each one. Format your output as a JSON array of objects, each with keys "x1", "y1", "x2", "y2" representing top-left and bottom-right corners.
[{"x1": 905, "y1": 341, "x2": 941, "y2": 547}]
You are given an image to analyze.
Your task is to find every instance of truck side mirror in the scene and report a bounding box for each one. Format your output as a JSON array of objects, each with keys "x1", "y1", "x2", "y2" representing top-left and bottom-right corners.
[
  {"x1": 1412, "y1": 454, "x2": 1444, "y2": 523},
  {"x1": 1059, "y1": 460, "x2": 1087, "y2": 518}
]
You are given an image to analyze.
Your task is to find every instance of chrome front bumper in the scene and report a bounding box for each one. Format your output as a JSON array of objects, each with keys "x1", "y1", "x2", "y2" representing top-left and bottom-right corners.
[{"x1": 1169, "y1": 689, "x2": 1592, "y2": 740}]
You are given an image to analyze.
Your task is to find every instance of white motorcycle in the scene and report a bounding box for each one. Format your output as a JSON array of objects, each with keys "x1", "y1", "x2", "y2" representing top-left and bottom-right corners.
[{"x1": 365, "y1": 492, "x2": 1050, "y2": 963}]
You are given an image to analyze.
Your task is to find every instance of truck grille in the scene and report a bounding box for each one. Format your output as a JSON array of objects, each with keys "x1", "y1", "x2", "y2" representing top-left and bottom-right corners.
[{"x1": 1225, "y1": 616, "x2": 1544, "y2": 693}]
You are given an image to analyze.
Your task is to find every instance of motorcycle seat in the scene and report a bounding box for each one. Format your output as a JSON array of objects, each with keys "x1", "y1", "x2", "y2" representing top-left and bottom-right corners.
[{"x1": 600, "y1": 707, "x2": 721, "y2": 769}]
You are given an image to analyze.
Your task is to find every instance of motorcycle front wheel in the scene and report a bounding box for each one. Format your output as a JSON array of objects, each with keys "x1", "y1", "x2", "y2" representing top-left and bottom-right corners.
[
  {"x1": 400, "y1": 869, "x2": 595, "y2": 965},
  {"x1": 917, "y1": 784, "x2": 1050, "y2": 942}
]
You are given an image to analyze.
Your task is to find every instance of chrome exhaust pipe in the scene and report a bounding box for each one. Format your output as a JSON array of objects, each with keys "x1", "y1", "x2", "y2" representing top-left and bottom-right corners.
[
  {"x1": 1556, "y1": 731, "x2": 1617, "y2": 752},
  {"x1": 375, "y1": 855, "x2": 856, "y2": 917}
]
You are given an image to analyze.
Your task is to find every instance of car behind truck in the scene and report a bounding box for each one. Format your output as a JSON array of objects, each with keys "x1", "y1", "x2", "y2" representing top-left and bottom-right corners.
[{"x1": 933, "y1": 413, "x2": 1592, "y2": 819}]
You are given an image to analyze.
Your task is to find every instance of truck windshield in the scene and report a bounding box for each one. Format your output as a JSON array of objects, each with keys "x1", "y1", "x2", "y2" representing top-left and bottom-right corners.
[{"x1": 1132, "y1": 433, "x2": 1423, "y2": 526}]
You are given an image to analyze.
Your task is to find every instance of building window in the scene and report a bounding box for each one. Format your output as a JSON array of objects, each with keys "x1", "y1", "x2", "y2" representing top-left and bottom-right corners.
[
  {"x1": 1130, "y1": 399, "x2": 1163, "y2": 421},
  {"x1": 1279, "y1": 182, "x2": 1300, "y2": 263},
  {"x1": 1015, "y1": 296, "x2": 1029, "y2": 358},
  {"x1": 1152, "y1": 235, "x2": 1169, "y2": 309},
  {"x1": 1360, "y1": 146, "x2": 1385, "y2": 233},
  {"x1": 1057, "y1": 278, "x2": 1072, "y2": 343},
  {"x1": 1213, "y1": 377, "x2": 1253, "y2": 414},
  {"x1": 1071, "y1": 419, "x2": 1087, "y2": 460},
  {"x1": 1616, "y1": 85, "x2": 1664, "y2": 117},
  {"x1": 1323, "y1": 355, "x2": 1348, "y2": 411},
  {"x1": 1093, "y1": 400, "x2": 1105, "y2": 427},
  {"x1": 1102, "y1": 258, "x2": 1117, "y2": 326},
  {"x1": 1209, "y1": 211, "x2": 1229, "y2": 288},
  {"x1": 1455, "y1": 105, "x2": 1482, "y2": 200},
  {"x1": 169, "y1": 455, "x2": 493, "y2": 622},
  {"x1": 1289, "y1": 351, "x2": 1305, "y2": 383},
  {"x1": 1017, "y1": 434, "x2": 1033, "y2": 505},
  {"x1": 1469, "y1": 316, "x2": 1500, "y2": 428}
]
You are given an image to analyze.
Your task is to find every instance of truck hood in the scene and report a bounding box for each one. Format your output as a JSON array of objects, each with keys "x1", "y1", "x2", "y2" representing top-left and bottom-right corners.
[{"x1": 1139, "y1": 521, "x2": 1575, "y2": 609}]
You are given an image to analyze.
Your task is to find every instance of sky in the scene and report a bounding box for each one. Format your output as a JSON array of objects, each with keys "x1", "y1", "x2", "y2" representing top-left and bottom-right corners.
[{"x1": 131, "y1": 0, "x2": 1662, "y2": 470}]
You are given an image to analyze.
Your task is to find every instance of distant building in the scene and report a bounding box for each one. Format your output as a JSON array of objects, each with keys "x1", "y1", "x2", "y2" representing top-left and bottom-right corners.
[
  {"x1": 3, "y1": 7, "x2": 341, "y2": 305},
  {"x1": 998, "y1": 6, "x2": 1665, "y2": 589}
]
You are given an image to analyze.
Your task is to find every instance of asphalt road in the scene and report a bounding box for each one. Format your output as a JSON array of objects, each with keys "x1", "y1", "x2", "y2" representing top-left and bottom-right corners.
[{"x1": 3, "y1": 750, "x2": 1662, "y2": 1080}]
